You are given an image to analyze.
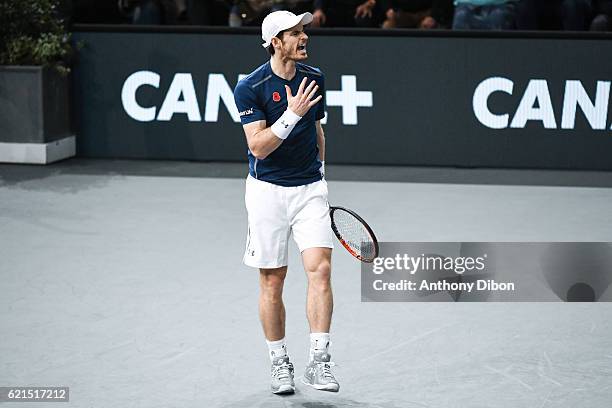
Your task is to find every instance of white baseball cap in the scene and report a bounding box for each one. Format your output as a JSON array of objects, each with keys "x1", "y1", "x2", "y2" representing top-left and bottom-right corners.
[{"x1": 261, "y1": 10, "x2": 313, "y2": 48}]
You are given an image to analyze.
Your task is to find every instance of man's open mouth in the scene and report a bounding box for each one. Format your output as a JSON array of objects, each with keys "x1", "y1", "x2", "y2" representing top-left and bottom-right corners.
[{"x1": 297, "y1": 45, "x2": 307, "y2": 51}]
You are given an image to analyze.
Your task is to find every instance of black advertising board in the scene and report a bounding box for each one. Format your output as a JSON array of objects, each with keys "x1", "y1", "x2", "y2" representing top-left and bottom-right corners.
[{"x1": 72, "y1": 30, "x2": 612, "y2": 170}]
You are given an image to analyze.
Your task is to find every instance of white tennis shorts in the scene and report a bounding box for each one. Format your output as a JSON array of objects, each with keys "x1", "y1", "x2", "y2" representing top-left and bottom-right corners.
[{"x1": 244, "y1": 175, "x2": 334, "y2": 268}]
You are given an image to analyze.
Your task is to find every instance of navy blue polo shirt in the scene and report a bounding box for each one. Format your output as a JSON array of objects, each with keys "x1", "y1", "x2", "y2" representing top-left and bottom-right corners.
[{"x1": 234, "y1": 61, "x2": 325, "y2": 187}]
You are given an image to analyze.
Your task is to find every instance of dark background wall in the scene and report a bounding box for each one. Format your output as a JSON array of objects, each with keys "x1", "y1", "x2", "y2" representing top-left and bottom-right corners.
[{"x1": 71, "y1": 29, "x2": 612, "y2": 170}]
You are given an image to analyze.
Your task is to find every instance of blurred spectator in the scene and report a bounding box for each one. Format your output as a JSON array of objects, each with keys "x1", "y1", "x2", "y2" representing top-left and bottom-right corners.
[
  {"x1": 590, "y1": 0, "x2": 612, "y2": 30},
  {"x1": 452, "y1": 0, "x2": 520, "y2": 30},
  {"x1": 380, "y1": 0, "x2": 454, "y2": 29},
  {"x1": 287, "y1": 0, "x2": 318, "y2": 14},
  {"x1": 311, "y1": 0, "x2": 383, "y2": 27},
  {"x1": 134, "y1": 0, "x2": 180, "y2": 24},
  {"x1": 72, "y1": 0, "x2": 126, "y2": 24},
  {"x1": 516, "y1": 0, "x2": 593, "y2": 30},
  {"x1": 118, "y1": 0, "x2": 181, "y2": 24},
  {"x1": 186, "y1": 0, "x2": 231, "y2": 25},
  {"x1": 228, "y1": 1, "x2": 285, "y2": 27}
]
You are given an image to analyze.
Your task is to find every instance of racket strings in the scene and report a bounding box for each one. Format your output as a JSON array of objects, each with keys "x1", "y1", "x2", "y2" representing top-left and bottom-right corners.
[{"x1": 332, "y1": 210, "x2": 376, "y2": 260}]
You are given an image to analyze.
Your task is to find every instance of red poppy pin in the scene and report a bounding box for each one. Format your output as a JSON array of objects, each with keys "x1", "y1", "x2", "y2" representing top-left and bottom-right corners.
[{"x1": 272, "y1": 91, "x2": 281, "y2": 102}]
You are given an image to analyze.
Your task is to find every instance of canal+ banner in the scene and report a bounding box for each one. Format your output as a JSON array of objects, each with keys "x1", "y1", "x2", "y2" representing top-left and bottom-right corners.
[{"x1": 72, "y1": 31, "x2": 612, "y2": 170}]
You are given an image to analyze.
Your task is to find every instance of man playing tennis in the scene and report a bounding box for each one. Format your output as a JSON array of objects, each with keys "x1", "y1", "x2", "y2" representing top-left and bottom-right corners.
[{"x1": 233, "y1": 10, "x2": 339, "y2": 394}]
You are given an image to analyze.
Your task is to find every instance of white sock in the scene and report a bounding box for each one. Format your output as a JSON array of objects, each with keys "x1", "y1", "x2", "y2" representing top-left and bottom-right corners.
[
  {"x1": 266, "y1": 338, "x2": 288, "y2": 362},
  {"x1": 309, "y1": 332, "x2": 330, "y2": 362}
]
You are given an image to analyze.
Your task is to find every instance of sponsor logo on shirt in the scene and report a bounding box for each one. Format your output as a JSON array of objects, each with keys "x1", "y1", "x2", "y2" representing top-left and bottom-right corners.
[{"x1": 239, "y1": 108, "x2": 254, "y2": 117}]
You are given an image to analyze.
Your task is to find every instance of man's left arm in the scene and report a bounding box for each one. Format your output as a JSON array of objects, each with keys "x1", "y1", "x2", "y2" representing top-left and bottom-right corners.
[
  {"x1": 315, "y1": 72, "x2": 326, "y2": 164},
  {"x1": 316, "y1": 120, "x2": 325, "y2": 162},
  {"x1": 316, "y1": 120, "x2": 326, "y2": 179},
  {"x1": 315, "y1": 73, "x2": 326, "y2": 177}
]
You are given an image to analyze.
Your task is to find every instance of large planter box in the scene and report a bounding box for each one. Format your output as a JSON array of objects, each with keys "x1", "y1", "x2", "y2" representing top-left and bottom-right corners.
[{"x1": 0, "y1": 66, "x2": 75, "y2": 164}]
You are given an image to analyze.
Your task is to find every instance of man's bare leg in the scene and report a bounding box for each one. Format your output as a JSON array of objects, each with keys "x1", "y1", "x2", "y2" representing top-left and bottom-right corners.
[
  {"x1": 302, "y1": 248, "x2": 333, "y2": 333},
  {"x1": 259, "y1": 266, "x2": 288, "y2": 341},
  {"x1": 259, "y1": 266, "x2": 294, "y2": 394},
  {"x1": 301, "y1": 247, "x2": 338, "y2": 391}
]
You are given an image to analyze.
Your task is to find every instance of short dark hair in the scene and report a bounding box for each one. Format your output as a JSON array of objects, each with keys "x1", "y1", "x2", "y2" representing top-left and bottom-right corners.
[{"x1": 267, "y1": 29, "x2": 288, "y2": 56}]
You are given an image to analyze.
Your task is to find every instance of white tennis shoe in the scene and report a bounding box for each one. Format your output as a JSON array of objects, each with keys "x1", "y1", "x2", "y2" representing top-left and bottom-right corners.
[
  {"x1": 270, "y1": 355, "x2": 295, "y2": 394},
  {"x1": 302, "y1": 351, "x2": 339, "y2": 392}
]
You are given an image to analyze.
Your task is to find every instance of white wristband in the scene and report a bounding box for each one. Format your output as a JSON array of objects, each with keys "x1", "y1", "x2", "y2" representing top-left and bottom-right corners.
[
  {"x1": 271, "y1": 108, "x2": 302, "y2": 140},
  {"x1": 320, "y1": 161, "x2": 325, "y2": 178}
]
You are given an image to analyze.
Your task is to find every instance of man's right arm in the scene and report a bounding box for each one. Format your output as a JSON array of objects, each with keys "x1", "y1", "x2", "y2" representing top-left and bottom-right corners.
[
  {"x1": 239, "y1": 77, "x2": 322, "y2": 160},
  {"x1": 243, "y1": 120, "x2": 284, "y2": 160}
]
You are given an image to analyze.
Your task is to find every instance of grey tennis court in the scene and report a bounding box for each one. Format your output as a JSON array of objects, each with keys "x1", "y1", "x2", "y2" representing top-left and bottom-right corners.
[{"x1": 1, "y1": 160, "x2": 611, "y2": 408}]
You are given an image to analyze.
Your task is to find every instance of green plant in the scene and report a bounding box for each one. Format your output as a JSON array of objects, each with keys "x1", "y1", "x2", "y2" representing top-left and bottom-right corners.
[{"x1": 0, "y1": 0, "x2": 73, "y2": 74}]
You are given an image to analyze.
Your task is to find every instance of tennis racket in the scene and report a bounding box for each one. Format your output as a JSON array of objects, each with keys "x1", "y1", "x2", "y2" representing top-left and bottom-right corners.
[{"x1": 330, "y1": 206, "x2": 379, "y2": 263}]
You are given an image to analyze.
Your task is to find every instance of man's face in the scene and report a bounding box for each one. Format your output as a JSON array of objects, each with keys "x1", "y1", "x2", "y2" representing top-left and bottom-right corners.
[{"x1": 275, "y1": 24, "x2": 309, "y2": 61}]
